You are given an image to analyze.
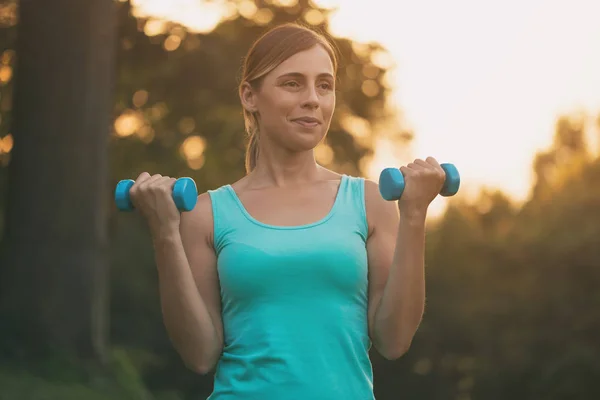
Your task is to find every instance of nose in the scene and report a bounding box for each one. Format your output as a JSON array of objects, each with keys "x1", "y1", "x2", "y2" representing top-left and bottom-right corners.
[{"x1": 301, "y1": 85, "x2": 319, "y2": 110}]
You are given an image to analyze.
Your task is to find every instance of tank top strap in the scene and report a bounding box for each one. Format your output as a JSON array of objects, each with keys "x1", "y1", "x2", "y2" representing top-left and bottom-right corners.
[
  {"x1": 333, "y1": 174, "x2": 369, "y2": 241},
  {"x1": 208, "y1": 175, "x2": 370, "y2": 252},
  {"x1": 207, "y1": 184, "x2": 246, "y2": 255}
]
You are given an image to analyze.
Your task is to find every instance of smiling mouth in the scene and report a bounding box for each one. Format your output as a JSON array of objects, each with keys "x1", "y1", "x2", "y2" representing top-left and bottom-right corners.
[{"x1": 292, "y1": 118, "x2": 320, "y2": 128}]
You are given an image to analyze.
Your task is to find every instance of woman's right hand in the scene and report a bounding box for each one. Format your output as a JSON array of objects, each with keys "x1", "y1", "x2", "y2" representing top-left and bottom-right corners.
[{"x1": 129, "y1": 172, "x2": 181, "y2": 237}]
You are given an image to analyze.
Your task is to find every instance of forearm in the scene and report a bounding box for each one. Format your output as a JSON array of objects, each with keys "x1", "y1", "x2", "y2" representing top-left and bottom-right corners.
[
  {"x1": 373, "y1": 210, "x2": 426, "y2": 357},
  {"x1": 153, "y1": 232, "x2": 221, "y2": 372}
]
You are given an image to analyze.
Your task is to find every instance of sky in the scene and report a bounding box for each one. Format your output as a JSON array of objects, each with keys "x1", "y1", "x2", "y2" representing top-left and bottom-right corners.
[
  {"x1": 321, "y1": 0, "x2": 600, "y2": 203},
  {"x1": 129, "y1": 0, "x2": 600, "y2": 212}
]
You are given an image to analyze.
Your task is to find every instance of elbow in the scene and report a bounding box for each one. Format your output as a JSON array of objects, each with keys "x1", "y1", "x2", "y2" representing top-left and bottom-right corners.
[
  {"x1": 181, "y1": 349, "x2": 220, "y2": 375},
  {"x1": 372, "y1": 312, "x2": 422, "y2": 360},
  {"x1": 380, "y1": 340, "x2": 412, "y2": 361},
  {"x1": 176, "y1": 339, "x2": 223, "y2": 375},
  {"x1": 372, "y1": 322, "x2": 417, "y2": 360},
  {"x1": 184, "y1": 358, "x2": 216, "y2": 375}
]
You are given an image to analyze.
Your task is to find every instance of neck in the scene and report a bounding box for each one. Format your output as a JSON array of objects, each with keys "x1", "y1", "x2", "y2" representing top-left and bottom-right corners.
[{"x1": 250, "y1": 146, "x2": 321, "y2": 188}]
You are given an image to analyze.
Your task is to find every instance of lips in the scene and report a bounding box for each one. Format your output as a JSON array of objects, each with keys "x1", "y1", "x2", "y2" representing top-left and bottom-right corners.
[{"x1": 291, "y1": 117, "x2": 321, "y2": 125}]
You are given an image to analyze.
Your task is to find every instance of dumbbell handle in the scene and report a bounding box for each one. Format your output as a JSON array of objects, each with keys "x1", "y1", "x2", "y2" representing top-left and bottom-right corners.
[
  {"x1": 379, "y1": 163, "x2": 460, "y2": 201},
  {"x1": 115, "y1": 177, "x2": 198, "y2": 212}
]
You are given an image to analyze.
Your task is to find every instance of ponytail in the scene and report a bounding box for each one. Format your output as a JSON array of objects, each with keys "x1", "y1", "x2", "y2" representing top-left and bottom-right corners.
[
  {"x1": 243, "y1": 105, "x2": 260, "y2": 173},
  {"x1": 245, "y1": 129, "x2": 259, "y2": 173}
]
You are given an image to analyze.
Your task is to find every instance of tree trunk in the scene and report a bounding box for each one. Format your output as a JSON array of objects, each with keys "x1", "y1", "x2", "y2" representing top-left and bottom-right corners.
[{"x1": 0, "y1": 0, "x2": 116, "y2": 363}]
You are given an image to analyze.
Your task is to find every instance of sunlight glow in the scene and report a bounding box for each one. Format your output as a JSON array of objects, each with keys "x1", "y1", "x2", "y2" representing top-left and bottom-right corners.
[
  {"x1": 319, "y1": 0, "x2": 600, "y2": 206},
  {"x1": 340, "y1": 114, "x2": 371, "y2": 139},
  {"x1": 131, "y1": 0, "x2": 226, "y2": 33},
  {"x1": 237, "y1": 1, "x2": 257, "y2": 19},
  {"x1": 132, "y1": 90, "x2": 149, "y2": 108},
  {"x1": 0, "y1": 65, "x2": 11, "y2": 83},
  {"x1": 143, "y1": 19, "x2": 166, "y2": 36},
  {"x1": 315, "y1": 142, "x2": 334, "y2": 165},
  {"x1": 303, "y1": 9, "x2": 325, "y2": 26},
  {"x1": 0, "y1": 133, "x2": 12, "y2": 153},
  {"x1": 163, "y1": 35, "x2": 182, "y2": 51},
  {"x1": 254, "y1": 8, "x2": 274, "y2": 25},
  {"x1": 129, "y1": 0, "x2": 600, "y2": 210},
  {"x1": 114, "y1": 110, "x2": 144, "y2": 137},
  {"x1": 272, "y1": 0, "x2": 299, "y2": 7},
  {"x1": 180, "y1": 135, "x2": 207, "y2": 170},
  {"x1": 361, "y1": 80, "x2": 379, "y2": 97},
  {"x1": 178, "y1": 117, "x2": 196, "y2": 135}
]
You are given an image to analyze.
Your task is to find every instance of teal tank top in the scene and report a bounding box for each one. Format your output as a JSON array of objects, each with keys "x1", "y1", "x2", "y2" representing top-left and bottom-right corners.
[{"x1": 206, "y1": 175, "x2": 374, "y2": 400}]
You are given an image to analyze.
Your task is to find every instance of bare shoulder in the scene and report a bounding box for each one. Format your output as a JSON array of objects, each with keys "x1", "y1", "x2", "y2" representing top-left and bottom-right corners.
[
  {"x1": 321, "y1": 167, "x2": 343, "y2": 179},
  {"x1": 180, "y1": 191, "x2": 214, "y2": 246},
  {"x1": 363, "y1": 178, "x2": 399, "y2": 236}
]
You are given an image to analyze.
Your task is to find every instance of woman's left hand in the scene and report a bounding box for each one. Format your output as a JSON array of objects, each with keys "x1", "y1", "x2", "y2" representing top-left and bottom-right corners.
[{"x1": 397, "y1": 157, "x2": 447, "y2": 216}]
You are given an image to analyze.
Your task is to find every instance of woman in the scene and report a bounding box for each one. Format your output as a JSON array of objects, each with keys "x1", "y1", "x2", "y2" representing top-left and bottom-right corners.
[{"x1": 129, "y1": 22, "x2": 446, "y2": 400}]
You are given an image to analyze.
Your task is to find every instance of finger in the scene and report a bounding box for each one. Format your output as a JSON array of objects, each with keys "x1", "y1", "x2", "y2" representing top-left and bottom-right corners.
[
  {"x1": 400, "y1": 166, "x2": 413, "y2": 176},
  {"x1": 425, "y1": 156, "x2": 441, "y2": 168},
  {"x1": 414, "y1": 159, "x2": 434, "y2": 169},
  {"x1": 424, "y1": 157, "x2": 446, "y2": 179},
  {"x1": 135, "y1": 171, "x2": 151, "y2": 180},
  {"x1": 162, "y1": 176, "x2": 176, "y2": 186},
  {"x1": 159, "y1": 177, "x2": 176, "y2": 192},
  {"x1": 130, "y1": 172, "x2": 152, "y2": 195},
  {"x1": 406, "y1": 162, "x2": 419, "y2": 170},
  {"x1": 138, "y1": 174, "x2": 163, "y2": 191},
  {"x1": 132, "y1": 172, "x2": 151, "y2": 187}
]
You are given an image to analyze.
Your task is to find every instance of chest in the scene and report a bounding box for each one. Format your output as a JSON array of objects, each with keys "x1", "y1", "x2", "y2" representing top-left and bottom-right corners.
[
  {"x1": 217, "y1": 226, "x2": 368, "y2": 305},
  {"x1": 233, "y1": 182, "x2": 339, "y2": 227}
]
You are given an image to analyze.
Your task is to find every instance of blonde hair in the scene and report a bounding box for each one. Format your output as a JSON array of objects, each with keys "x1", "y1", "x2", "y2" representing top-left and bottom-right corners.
[{"x1": 239, "y1": 23, "x2": 338, "y2": 173}]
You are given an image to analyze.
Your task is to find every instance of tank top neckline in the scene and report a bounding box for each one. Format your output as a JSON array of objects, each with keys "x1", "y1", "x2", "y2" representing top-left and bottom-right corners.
[{"x1": 223, "y1": 174, "x2": 348, "y2": 231}]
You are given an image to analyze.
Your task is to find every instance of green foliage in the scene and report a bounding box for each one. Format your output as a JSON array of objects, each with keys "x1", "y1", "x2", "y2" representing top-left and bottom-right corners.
[
  {"x1": 381, "y1": 113, "x2": 600, "y2": 399},
  {"x1": 0, "y1": 348, "x2": 153, "y2": 400},
  {"x1": 0, "y1": 0, "x2": 600, "y2": 399}
]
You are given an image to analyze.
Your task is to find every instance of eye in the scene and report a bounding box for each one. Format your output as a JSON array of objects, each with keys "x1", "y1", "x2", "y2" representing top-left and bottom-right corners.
[
  {"x1": 318, "y1": 82, "x2": 333, "y2": 91},
  {"x1": 284, "y1": 81, "x2": 300, "y2": 88}
]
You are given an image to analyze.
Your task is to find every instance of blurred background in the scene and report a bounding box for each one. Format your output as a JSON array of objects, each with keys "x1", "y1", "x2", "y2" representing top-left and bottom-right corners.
[{"x1": 0, "y1": 0, "x2": 599, "y2": 398}]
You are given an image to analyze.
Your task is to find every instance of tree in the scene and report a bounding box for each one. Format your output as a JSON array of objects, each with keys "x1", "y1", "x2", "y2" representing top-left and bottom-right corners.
[
  {"x1": 529, "y1": 114, "x2": 590, "y2": 203},
  {"x1": 0, "y1": 0, "x2": 117, "y2": 363}
]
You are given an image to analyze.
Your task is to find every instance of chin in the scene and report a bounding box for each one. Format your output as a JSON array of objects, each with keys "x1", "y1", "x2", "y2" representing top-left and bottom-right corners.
[
  {"x1": 293, "y1": 131, "x2": 325, "y2": 151},
  {"x1": 270, "y1": 123, "x2": 327, "y2": 151}
]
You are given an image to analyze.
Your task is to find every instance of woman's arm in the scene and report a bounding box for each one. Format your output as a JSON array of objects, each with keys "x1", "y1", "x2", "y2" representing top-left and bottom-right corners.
[
  {"x1": 156, "y1": 192, "x2": 224, "y2": 374},
  {"x1": 365, "y1": 158, "x2": 445, "y2": 360}
]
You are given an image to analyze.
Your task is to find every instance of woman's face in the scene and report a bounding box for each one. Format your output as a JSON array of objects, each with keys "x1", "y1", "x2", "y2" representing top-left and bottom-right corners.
[{"x1": 242, "y1": 44, "x2": 336, "y2": 153}]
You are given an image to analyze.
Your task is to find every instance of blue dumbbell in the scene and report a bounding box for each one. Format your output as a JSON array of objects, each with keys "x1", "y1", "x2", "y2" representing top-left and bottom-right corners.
[
  {"x1": 379, "y1": 163, "x2": 460, "y2": 201},
  {"x1": 115, "y1": 177, "x2": 198, "y2": 212}
]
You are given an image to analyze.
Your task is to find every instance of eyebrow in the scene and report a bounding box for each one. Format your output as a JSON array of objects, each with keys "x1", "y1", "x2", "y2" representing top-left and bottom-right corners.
[{"x1": 277, "y1": 72, "x2": 334, "y2": 80}]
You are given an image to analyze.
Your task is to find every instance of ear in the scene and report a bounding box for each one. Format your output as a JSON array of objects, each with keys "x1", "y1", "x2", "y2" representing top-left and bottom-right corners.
[{"x1": 239, "y1": 81, "x2": 258, "y2": 113}]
